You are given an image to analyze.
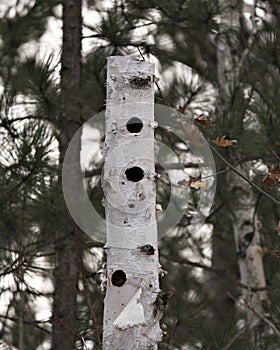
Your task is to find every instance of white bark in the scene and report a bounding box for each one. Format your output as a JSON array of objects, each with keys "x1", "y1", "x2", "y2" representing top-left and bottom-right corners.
[
  {"x1": 231, "y1": 175, "x2": 268, "y2": 318},
  {"x1": 217, "y1": 0, "x2": 270, "y2": 344},
  {"x1": 102, "y1": 56, "x2": 162, "y2": 350}
]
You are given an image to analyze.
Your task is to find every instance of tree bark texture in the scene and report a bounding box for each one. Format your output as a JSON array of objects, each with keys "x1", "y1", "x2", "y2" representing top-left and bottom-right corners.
[
  {"x1": 52, "y1": 1, "x2": 81, "y2": 349},
  {"x1": 102, "y1": 56, "x2": 162, "y2": 350},
  {"x1": 215, "y1": 0, "x2": 270, "y2": 346}
]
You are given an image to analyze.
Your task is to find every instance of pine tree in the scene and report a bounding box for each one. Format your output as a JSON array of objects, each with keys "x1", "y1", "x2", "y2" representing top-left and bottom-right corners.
[
  {"x1": 1, "y1": 1, "x2": 280, "y2": 349},
  {"x1": 51, "y1": 1, "x2": 82, "y2": 349}
]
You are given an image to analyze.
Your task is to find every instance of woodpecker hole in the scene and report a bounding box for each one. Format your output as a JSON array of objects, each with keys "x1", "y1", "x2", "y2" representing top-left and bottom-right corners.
[
  {"x1": 125, "y1": 167, "x2": 144, "y2": 182},
  {"x1": 111, "y1": 270, "x2": 126, "y2": 287},
  {"x1": 126, "y1": 117, "x2": 143, "y2": 133},
  {"x1": 139, "y1": 244, "x2": 155, "y2": 255},
  {"x1": 129, "y1": 76, "x2": 151, "y2": 89}
]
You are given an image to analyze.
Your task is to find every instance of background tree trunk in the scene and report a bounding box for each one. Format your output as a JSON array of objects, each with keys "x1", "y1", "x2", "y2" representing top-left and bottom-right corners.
[
  {"x1": 213, "y1": 0, "x2": 271, "y2": 346},
  {"x1": 52, "y1": 1, "x2": 82, "y2": 349},
  {"x1": 208, "y1": 0, "x2": 241, "y2": 327}
]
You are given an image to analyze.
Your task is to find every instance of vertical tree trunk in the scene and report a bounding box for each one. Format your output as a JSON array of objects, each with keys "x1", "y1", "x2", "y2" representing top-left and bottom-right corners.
[
  {"x1": 215, "y1": 0, "x2": 270, "y2": 346},
  {"x1": 208, "y1": 205, "x2": 238, "y2": 324},
  {"x1": 52, "y1": 1, "x2": 82, "y2": 349},
  {"x1": 231, "y1": 179, "x2": 269, "y2": 346},
  {"x1": 102, "y1": 56, "x2": 162, "y2": 349},
  {"x1": 208, "y1": 2, "x2": 241, "y2": 327},
  {"x1": 233, "y1": 2, "x2": 270, "y2": 346}
]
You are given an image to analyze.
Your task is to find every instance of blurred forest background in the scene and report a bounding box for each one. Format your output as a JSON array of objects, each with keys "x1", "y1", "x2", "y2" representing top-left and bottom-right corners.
[{"x1": 1, "y1": 0, "x2": 280, "y2": 349}]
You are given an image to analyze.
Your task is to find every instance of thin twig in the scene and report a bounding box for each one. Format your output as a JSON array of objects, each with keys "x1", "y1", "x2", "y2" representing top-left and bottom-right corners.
[
  {"x1": 52, "y1": 311, "x2": 94, "y2": 347},
  {"x1": 246, "y1": 301, "x2": 280, "y2": 340},
  {"x1": 228, "y1": 293, "x2": 280, "y2": 340},
  {"x1": 0, "y1": 315, "x2": 51, "y2": 335},
  {"x1": 201, "y1": 167, "x2": 230, "y2": 180},
  {"x1": 208, "y1": 144, "x2": 280, "y2": 206},
  {"x1": 52, "y1": 311, "x2": 80, "y2": 336},
  {"x1": 206, "y1": 202, "x2": 224, "y2": 222},
  {"x1": 239, "y1": 282, "x2": 280, "y2": 292},
  {"x1": 81, "y1": 336, "x2": 89, "y2": 350},
  {"x1": 160, "y1": 252, "x2": 221, "y2": 274},
  {"x1": 136, "y1": 46, "x2": 145, "y2": 61},
  {"x1": 221, "y1": 324, "x2": 246, "y2": 350},
  {"x1": 74, "y1": 224, "x2": 102, "y2": 349}
]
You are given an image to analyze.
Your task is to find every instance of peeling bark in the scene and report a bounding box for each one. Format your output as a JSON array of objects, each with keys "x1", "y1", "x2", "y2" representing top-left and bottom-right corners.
[{"x1": 102, "y1": 56, "x2": 162, "y2": 350}]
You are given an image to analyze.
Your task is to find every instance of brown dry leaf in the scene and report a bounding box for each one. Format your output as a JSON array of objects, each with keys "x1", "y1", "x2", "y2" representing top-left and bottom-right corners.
[
  {"x1": 194, "y1": 116, "x2": 214, "y2": 127},
  {"x1": 178, "y1": 105, "x2": 186, "y2": 114},
  {"x1": 262, "y1": 247, "x2": 269, "y2": 254},
  {"x1": 212, "y1": 136, "x2": 237, "y2": 147},
  {"x1": 275, "y1": 220, "x2": 280, "y2": 235},
  {"x1": 270, "y1": 249, "x2": 280, "y2": 258},
  {"x1": 190, "y1": 180, "x2": 207, "y2": 190},
  {"x1": 262, "y1": 166, "x2": 280, "y2": 186},
  {"x1": 176, "y1": 118, "x2": 204, "y2": 147},
  {"x1": 153, "y1": 75, "x2": 160, "y2": 83},
  {"x1": 178, "y1": 175, "x2": 206, "y2": 190}
]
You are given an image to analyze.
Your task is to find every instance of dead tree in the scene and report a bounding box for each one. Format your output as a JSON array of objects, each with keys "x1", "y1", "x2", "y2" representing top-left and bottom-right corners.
[{"x1": 102, "y1": 56, "x2": 162, "y2": 349}]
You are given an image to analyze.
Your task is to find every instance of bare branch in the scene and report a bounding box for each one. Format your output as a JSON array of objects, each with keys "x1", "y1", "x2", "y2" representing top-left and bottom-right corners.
[{"x1": 0, "y1": 315, "x2": 51, "y2": 334}]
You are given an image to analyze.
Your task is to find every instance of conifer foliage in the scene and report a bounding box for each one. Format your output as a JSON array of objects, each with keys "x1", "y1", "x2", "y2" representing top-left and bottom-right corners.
[{"x1": 0, "y1": 0, "x2": 280, "y2": 349}]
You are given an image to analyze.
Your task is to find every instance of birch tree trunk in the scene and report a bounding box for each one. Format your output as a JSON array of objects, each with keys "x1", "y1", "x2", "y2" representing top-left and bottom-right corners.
[
  {"x1": 102, "y1": 56, "x2": 162, "y2": 349},
  {"x1": 216, "y1": 0, "x2": 270, "y2": 346}
]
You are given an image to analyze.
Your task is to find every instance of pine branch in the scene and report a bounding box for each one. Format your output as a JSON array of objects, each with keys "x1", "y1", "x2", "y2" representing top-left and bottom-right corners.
[
  {"x1": 208, "y1": 143, "x2": 280, "y2": 205},
  {"x1": 228, "y1": 292, "x2": 280, "y2": 340},
  {"x1": 74, "y1": 224, "x2": 102, "y2": 349},
  {"x1": 0, "y1": 315, "x2": 51, "y2": 335},
  {"x1": 160, "y1": 252, "x2": 220, "y2": 273}
]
